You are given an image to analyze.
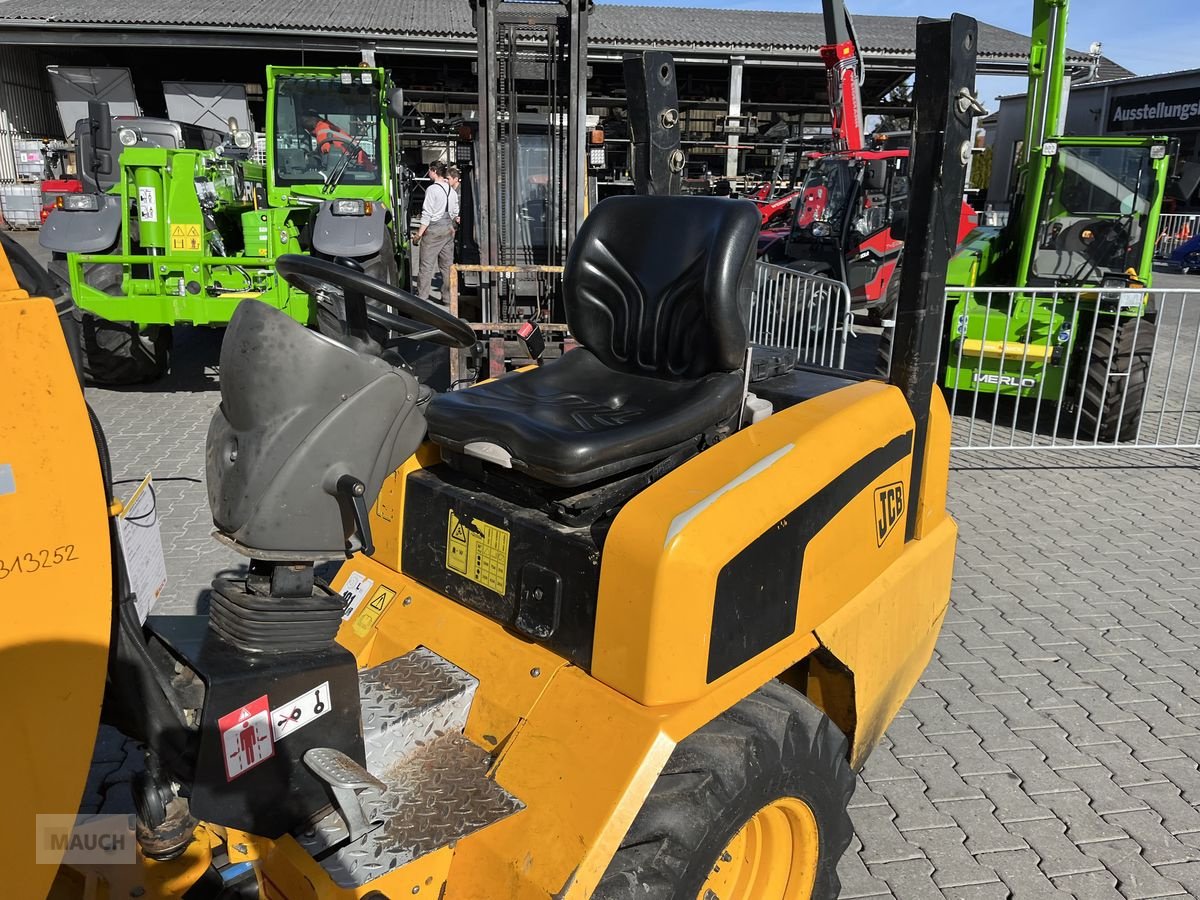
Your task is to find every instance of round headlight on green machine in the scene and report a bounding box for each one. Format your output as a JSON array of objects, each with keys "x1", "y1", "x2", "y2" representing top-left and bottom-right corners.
[
  {"x1": 118, "y1": 127, "x2": 139, "y2": 147},
  {"x1": 233, "y1": 130, "x2": 254, "y2": 150}
]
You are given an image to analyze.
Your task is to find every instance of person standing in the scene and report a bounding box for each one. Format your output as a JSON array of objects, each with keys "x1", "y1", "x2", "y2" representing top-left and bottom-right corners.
[
  {"x1": 414, "y1": 162, "x2": 454, "y2": 302},
  {"x1": 446, "y1": 165, "x2": 462, "y2": 228}
]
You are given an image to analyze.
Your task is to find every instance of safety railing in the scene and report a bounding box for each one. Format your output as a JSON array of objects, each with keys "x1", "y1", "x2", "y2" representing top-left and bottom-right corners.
[
  {"x1": 749, "y1": 261, "x2": 853, "y2": 369},
  {"x1": 940, "y1": 286, "x2": 1200, "y2": 451},
  {"x1": 1154, "y1": 213, "x2": 1200, "y2": 260}
]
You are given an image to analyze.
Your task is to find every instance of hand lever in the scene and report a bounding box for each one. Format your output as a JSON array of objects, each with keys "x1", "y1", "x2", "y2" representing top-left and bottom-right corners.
[{"x1": 335, "y1": 474, "x2": 375, "y2": 556}]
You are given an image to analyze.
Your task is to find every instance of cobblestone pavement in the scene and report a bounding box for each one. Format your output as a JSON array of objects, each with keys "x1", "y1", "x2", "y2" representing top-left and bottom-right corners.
[{"x1": 13, "y1": 229, "x2": 1197, "y2": 896}]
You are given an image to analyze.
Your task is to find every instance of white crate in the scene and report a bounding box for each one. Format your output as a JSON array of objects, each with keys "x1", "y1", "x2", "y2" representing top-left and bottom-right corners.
[{"x1": 1, "y1": 182, "x2": 42, "y2": 228}]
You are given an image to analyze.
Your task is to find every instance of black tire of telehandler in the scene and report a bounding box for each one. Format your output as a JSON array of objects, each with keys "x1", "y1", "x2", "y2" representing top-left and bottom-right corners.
[
  {"x1": 50, "y1": 257, "x2": 172, "y2": 385},
  {"x1": 593, "y1": 680, "x2": 856, "y2": 900},
  {"x1": 874, "y1": 319, "x2": 894, "y2": 380},
  {"x1": 1079, "y1": 316, "x2": 1155, "y2": 443}
]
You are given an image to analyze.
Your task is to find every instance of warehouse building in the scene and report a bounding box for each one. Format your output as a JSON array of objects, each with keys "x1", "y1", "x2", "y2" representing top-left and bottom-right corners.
[
  {"x1": 0, "y1": 0, "x2": 1117, "y2": 223},
  {"x1": 986, "y1": 67, "x2": 1200, "y2": 209}
]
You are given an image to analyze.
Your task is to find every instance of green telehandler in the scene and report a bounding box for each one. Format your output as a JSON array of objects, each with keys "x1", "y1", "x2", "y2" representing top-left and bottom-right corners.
[
  {"x1": 41, "y1": 65, "x2": 410, "y2": 383},
  {"x1": 939, "y1": 0, "x2": 1173, "y2": 441}
]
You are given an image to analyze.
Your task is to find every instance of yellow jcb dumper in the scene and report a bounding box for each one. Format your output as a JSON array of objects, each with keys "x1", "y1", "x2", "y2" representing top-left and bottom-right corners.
[{"x1": 2, "y1": 14, "x2": 980, "y2": 900}]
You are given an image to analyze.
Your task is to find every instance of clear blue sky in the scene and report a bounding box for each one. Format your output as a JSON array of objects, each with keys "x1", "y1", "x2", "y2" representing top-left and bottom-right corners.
[{"x1": 626, "y1": 0, "x2": 1199, "y2": 107}]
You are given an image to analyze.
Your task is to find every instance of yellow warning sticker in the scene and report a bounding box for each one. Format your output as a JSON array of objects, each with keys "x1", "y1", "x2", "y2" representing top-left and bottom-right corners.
[
  {"x1": 170, "y1": 223, "x2": 202, "y2": 251},
  {"x1": 446, "y1": 510, "x2": 510, "y2": 596},
  {"x1": 352, "y1": 585, "x2": 396, "y2": 637}
]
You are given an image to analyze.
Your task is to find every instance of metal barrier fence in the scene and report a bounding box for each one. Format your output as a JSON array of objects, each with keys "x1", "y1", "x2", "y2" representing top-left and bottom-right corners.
[
  {"x1": 1154, "y1": 213, "x2": 1200, "y2": 260},
  {"x1": 941, "y1": 286, "x2": 1200, "y2": 451},
  {"x1": 750, "y1": 261, "x2": 852, "y2": 368}
]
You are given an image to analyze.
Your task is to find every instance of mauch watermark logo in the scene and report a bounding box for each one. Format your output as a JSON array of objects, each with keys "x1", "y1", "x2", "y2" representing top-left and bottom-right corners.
[{"x1": 36, "y1": 814, "x2": 136, "y2": 865}]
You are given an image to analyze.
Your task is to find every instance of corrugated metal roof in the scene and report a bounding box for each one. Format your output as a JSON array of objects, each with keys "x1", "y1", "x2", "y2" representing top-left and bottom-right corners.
[
  {"x1": 0, "y1": 0, "x2": 1100, "y2": 62},
  {"x1": 0, "y1": 0, "x2": 474, "y2": 37}
]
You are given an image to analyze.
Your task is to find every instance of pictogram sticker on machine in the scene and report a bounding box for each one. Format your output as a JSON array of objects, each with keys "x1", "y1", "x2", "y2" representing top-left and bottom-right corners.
[
  {"x1": 339, "y1": 570, "x2": 375, "y2": 621},
  {"x1": 218, "y1": 695, "x2": 275, "y2": 781},
  {"x1": 169, "y1": 223, "x2": 202, "y2": 251},
  {"x1": 352, "y1": 585, "x2": 396, "y2": 637},
  {"x1": 271, "y1": 681, "x2": 331, "y2": 741},
  {"x1": 446, "y1": 510, "x2": 510, "y2": 596}
]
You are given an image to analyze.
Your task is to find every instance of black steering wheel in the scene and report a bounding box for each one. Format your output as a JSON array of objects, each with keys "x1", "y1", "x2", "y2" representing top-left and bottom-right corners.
[
  {"x1": 275, "y1": 254, "x2": 476, "y2": 350},
  {"x1": 1065, "y1": 217, "x2": 1133, "y2": 286}
]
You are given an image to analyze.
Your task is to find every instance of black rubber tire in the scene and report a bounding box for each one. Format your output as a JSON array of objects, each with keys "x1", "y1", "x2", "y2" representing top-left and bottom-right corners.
[
  {"x1": 1079, "y1": 315, "x2": 1155, "y2": 443},
  {"x1": 594, "y1": 680, "x2": 856, "y2": 900},
  {"x1": 51, "y1": 257, "x2": 172, "y2": 386},
  {"x1": 874, "y1": 319, "x2": 894, "y2": 379},
  {"x1": 2, "y1": 232, "x2": 58, "y2": 297}
]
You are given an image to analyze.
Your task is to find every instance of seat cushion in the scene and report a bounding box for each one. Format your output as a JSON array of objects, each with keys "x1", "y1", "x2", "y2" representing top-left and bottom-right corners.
[{"x1": 426, "y1": 348, "x2": 744, "y2": 487}]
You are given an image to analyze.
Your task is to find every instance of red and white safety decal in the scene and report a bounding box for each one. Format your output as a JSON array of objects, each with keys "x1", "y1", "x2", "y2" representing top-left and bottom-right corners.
[
  {"x1": 218, "y1": 695, "x2": 275, "y2": 781},
  {"x1": 271, "y1": 681, "x2": 332, "y2": 742}
]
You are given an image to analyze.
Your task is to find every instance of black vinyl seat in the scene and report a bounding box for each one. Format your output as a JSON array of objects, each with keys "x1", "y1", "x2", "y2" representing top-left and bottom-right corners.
[{"x1": 426, "y1": 195, "x2": 761, "y2": 488}]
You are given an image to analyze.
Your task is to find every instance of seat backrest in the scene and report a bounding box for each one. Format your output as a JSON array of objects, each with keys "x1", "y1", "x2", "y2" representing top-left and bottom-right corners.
[{"x1": 564, "y1": 195, "x2": 760, "y2": 379}]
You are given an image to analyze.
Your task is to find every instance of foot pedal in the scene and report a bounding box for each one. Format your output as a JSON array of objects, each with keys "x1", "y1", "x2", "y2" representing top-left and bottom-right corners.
[{"x1": 303, "y1": 748, "x2": 386, "y2": 841}]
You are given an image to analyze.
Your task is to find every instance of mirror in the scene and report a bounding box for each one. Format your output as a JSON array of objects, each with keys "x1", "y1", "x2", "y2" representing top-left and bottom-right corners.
[
  {"x1": 89, "y1": 100, "x2": 112, "y2": 152},
  {"x1": 388, "y1": 87, "x2": 405, "y2": 119},
  {"x1": 889, "y1": 210, "x2": 909, "y2": 242},
  {"x1": 863, "y1": 158, "x2": 888, "y2": 193}
]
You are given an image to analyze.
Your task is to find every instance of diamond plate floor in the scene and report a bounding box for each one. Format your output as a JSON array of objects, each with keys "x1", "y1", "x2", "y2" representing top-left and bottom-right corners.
[{"x1": 23, "y1": 215, "x2": 1189, "y2": 898}]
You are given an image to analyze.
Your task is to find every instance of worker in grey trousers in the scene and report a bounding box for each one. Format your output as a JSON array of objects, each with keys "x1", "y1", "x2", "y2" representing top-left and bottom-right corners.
[{"x1": 414, "y1": 161, "x2": 455, "y2": 302}]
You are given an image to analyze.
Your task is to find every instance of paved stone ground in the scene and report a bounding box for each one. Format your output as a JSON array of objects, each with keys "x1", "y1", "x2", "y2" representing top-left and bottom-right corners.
[{"x1": 11, "y1": 231, "x2": 1200, "y2": 896}]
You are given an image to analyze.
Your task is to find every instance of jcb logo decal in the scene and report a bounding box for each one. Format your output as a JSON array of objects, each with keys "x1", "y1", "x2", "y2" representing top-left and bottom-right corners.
[{"x1": 874, "y1": 482, "x2": 904, "y2": 546}]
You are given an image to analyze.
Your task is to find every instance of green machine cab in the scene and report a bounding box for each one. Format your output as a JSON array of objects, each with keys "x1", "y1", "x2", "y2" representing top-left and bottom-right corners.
[
  {"x1": 942, "y1": 0, "x2": 1173, "y2": 441},
  {"x1": 42, "y1": 65, "x2": 409, "y2": 383}
]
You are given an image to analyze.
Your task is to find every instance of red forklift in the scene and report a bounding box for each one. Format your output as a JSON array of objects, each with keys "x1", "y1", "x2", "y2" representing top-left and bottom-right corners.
[{"x1": 760, "y1": 0, "x2": 976, "y2": 322}]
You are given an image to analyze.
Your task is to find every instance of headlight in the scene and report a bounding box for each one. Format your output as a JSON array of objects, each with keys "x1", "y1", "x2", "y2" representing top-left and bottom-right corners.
[
  {"x1": 331, "y1": 198, "x2": 367, "y2": 216},
  {"x1": 811, "y1": 221, "x2": 830, "y2": 238},
  {"x1": 1150, "y1": 143, "x2": 1167, "y2": 160},
  {"x1": 118, "y1": 127, "x2": 139, "y2": 147},
  {"x1": 233, "y1": 130, "x2": 253, "y2": 149},
  {"x1": 62, "y1": 193, "x2": 101, "y2": 212},
  {"x1": 1040, "y1": 141, "x2": 1058, "y2": 157}
]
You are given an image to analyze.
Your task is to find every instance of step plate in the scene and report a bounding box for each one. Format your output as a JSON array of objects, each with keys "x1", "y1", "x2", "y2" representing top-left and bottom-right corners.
[
  {"x1": 359, "y1": 647, "x2": 477, "y2": 773},
  {"x1": 296, "y1": 732, "x2": 524, "y2": 888}
]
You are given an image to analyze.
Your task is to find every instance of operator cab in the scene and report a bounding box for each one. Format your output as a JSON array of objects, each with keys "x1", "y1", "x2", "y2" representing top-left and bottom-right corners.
[
  {"x1": 272, "y1": 73, "x2": 382, "y2": 187},
  {"x1": 772, "y1": 152, "x2": 909, "y2": 301},
  {"x1": 209, "y1": 195, "x2": 761, "y2": 667},
  {"x1": 1029, "y1": 140, "x2": 1167, "y2": 288}
]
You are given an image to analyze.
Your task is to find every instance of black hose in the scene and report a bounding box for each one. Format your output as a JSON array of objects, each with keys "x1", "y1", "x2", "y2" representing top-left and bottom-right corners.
[
  {"x1": 86, "y1": 399, "x2": 195, "y2": 777},
  {"x1": 86, "y1": 401, "x2": 114, "y2": 505}
]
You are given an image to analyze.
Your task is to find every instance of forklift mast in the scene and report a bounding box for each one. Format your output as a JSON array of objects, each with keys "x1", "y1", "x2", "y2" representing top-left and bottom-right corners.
[
  {"x1": 470, "y1": 0, "x2": 592, "y2": 268},
  {"x1": 1012, "y1": 0, "x2": 1071, "y2": 285},
  {"x1": 819, "y1": 0, "x2": 866, "y2": 152}
]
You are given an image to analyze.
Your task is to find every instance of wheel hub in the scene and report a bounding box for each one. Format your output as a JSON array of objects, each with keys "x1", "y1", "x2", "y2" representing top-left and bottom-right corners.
[{"x1": 698, "y1": 796, "x2": 820, "y2": 900}]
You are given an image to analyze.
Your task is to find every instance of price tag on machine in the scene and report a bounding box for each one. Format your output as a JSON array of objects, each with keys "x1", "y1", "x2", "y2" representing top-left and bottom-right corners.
[{"x1": 116, "y1": 474, "x2": 168, "y2": 623}]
